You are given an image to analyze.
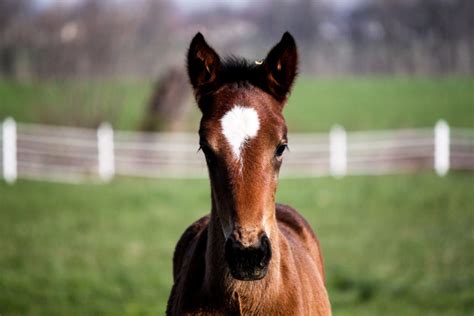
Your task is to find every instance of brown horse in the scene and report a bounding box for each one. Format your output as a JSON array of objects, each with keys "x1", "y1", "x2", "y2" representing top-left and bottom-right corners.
[{"x1": 167, "y1": 32, "x2": 331, "y2": 315}]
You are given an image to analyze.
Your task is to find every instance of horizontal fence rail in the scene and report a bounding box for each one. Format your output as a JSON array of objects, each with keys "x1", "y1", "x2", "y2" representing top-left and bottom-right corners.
[{"x1": 1, "y1": 118, "x2": 473, "y2": 184}]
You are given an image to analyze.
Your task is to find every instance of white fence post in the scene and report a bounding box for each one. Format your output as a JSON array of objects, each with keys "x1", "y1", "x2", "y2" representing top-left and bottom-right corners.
[
  {"x1": 97, "y1": 122, "x2": 115, "y2": 182},
  {"x1": 434, "y1": 120, "x2": 450, "y2": 176},
  {"x1": 329, "y1": 124, "x2": 347, "y2": 178},
  {"x1": 2, "y1": 117, "x2": 17, "y2": 184}
]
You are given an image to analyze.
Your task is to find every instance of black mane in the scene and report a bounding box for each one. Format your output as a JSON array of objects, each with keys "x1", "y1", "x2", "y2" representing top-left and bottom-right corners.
[{"x1": 219, "y1": 56, "x2": 264, "y2": 86}]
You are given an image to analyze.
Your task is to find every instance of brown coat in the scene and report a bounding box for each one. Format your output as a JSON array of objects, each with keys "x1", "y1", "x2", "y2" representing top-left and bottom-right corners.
[
  {"x1": 167, "y1": 204, "x2": 331, "y2": 315},
  {"x1": 167, "y1": 31, "x2": 331, "y2": 315}
]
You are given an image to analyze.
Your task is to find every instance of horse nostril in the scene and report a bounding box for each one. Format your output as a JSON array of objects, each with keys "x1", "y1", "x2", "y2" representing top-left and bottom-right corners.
[
  {"x1": 224, "y1": 233, "x2": 272, "y2": 281},
  {"x1": 259, "y1": 234, "x2": 271, "y2": 265}
]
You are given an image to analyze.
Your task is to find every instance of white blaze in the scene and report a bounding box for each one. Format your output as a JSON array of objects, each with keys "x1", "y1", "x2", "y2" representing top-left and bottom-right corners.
[{"x1": 221, "y1": 106, "x2": 260, "y2": 159}]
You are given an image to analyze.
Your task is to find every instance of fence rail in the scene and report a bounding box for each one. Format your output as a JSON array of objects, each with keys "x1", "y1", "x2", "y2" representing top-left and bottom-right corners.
[{"x1": 1, "y1": 118, "x2": 473, "y2": 184}]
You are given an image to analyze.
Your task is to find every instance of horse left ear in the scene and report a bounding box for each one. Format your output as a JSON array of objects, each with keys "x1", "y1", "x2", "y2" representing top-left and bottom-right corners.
[
  {"x1": 263, "y1": 32, "x2": 298, "y2": 102},
  {"x1": 187, "y1": 32, "x2": 221, "y2": 95}
]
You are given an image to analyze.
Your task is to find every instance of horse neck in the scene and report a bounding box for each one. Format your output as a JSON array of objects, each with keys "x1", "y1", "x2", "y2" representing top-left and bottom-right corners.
[{"x1": 204, "y1": 193, "x2": 283, "y2": 304}]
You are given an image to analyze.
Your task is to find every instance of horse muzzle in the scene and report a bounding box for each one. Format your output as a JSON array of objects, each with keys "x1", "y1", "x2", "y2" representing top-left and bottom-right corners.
[{"x1": 224, "y1": 233, "x2": 272, "y2": 281}]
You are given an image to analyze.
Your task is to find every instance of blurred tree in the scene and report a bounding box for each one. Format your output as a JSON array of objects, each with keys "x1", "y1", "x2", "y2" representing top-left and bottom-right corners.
[
  {"x1": 1, "y1": 0, "x2": 472, "y2": 78},
  {"x1": 0, "y1": 0, "x2": 32, "y2": 78},
  {"x1": 348, "y1": 0, "x2": 474, "y2": 74}
]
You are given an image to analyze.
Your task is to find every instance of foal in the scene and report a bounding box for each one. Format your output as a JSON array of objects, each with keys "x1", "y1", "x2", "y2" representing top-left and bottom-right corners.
[{"x1": 167, "y1": 32, "x2": 331, "y2": 315}]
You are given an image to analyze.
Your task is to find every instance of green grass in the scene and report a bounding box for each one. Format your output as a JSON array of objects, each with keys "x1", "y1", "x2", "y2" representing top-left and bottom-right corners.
[
  {"x1": 0, "y1": 174, "x2": 473, "y2": 315},
  {"x1": 0, "y1": 80, "x2": 150, "y2": 130},
  {"x1": 286, "y1": 77, "x2": 474, "y2": 131},
  {"x1": 1, "y1": 77, "x2": 473, "y2": 131}
]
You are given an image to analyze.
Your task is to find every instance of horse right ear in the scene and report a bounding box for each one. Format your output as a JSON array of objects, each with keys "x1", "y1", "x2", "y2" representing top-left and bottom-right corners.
[
  {"x1": 262, "y1": 32, "x2": 298, "y2": 102},
  {"x1": 187, "y1": 33, "x2": 221, "y2": 94}
]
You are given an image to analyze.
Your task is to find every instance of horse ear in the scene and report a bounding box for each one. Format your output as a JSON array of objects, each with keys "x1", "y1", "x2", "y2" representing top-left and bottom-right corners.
[
  {"x1": 187, "y1": 33, "x2": 221, "y2": 94},
  {"x1": 263, "y1": 32, "x2": 298, "y2": 101}
]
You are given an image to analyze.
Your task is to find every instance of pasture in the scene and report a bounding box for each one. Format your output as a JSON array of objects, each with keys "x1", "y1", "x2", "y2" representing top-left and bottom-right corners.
[
  {"x1": 0, "y1": 175, "x2": 473, "y2": 315},
  {"x1": 0, "y1": 77, "x2": 473, "y2": 315},
  {"x1": 1, "y1": 77, "x2": 473, "y2": 131}
]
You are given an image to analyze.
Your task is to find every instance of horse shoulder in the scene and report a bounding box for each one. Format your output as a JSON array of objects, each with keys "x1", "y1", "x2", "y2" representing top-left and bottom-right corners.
[
  {"x1": 275, "y1": 203, "x2": 326, "y2": 283},
  {"x1": 172, "y1": 215, "x2": 209, "y2": 281},
  {"x1": 167, "y1": 215, "x2": 209, "y2": 316}
]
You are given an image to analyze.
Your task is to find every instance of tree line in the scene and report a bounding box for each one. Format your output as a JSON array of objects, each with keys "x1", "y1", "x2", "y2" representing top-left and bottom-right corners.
[{"x1": 0, "y1": 0, "x2": 472, "y2": 79}]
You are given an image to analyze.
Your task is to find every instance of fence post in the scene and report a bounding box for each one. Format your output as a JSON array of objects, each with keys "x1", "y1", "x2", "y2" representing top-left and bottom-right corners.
[
  {"x1": 434, "y1": 120, "x2": 450, "y2": 176},
  {"x1": 97, "y1": 122, "x2": 115, "y2": 182},
  {"x1": 2, "y1": 117, "x2": 17, "y2": 184},
  {"x1": 329, "y1": 124, "x2": 347, "y2": 178}
]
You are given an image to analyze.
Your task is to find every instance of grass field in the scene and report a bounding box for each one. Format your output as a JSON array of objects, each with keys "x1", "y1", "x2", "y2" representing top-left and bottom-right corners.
[
  {"x1": 1, "y1": 77, "x2": 473, "y2": 131},
  {"x1": 0, "y1": 174, "x2": 473, "y2": 315},
  {"x1": 0, "y1": 77, "x2": 473, "y2": 315}
]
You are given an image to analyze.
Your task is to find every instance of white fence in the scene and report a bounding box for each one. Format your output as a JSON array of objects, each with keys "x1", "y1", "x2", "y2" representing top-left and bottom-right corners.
[{"x1": 1, "y1": 118, "x2": 473, "y2": 184}]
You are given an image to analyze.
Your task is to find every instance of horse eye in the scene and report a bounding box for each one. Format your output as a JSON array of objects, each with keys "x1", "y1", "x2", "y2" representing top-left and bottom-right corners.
[
  {"x1": 199, "y1": 144, "x2": 209, "y2": 154},
  {"x1": 199, "y1": 143, "x2": 214, "y2": 160},
  {"x1": 275, "y1": 144, "x2": 287, "y2": 158}
]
